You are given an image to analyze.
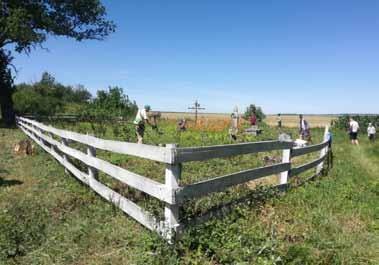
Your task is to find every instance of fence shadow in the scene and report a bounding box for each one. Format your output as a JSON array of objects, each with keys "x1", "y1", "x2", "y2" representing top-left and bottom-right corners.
[
  {"x1": 0, "y1": 177, "x2": 23, "y2": 187},
  {"x1": 180, "y1": 184, "x2": 286, "y2": 230},
  {"x1": 0, "y1": 118, "x2": 18, "y2": 129}
]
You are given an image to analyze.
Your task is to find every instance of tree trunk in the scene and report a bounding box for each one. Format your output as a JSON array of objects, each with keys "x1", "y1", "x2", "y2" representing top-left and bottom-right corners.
[
  {"x1": 0, "y1": 84, "x2": 15, "y2": 126},
  {"x1": 0, "y1": 48, "x2": 15, "y2": 126}
]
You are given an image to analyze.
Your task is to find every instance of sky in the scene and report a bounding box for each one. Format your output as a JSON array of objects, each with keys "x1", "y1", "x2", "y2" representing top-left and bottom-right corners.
[{"x1": 10, "y1": 0, "x2": 379, "y2": 114}]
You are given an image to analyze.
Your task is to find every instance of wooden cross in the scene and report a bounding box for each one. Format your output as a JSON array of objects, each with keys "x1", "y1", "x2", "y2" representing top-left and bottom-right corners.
[{"x1": 188, "y1": 100, "x2": 205, "y2": 125}]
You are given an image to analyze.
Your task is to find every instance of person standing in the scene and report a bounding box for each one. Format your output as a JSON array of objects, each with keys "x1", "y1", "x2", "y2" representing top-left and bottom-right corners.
[
  {"x1": 277, "y1": 113, "x2": 282, "y2": 129},
  {"x1": 177, "y1": 118, "x2": 187, "y2": 132},
  {"x1": 229, "y1": 112, "x2": 239, "y2": 141},
  {"x1": 349, "y1": 117, "x2": 360, "y2": 145},
  {"x1": 367, "y1": 123, "x2": 376, "y2": 142},
  {"x1": 133, "y1": 105, "x2": 152, "y2": 144},
  {"x1": 250, "y1": 112, "x2": 257, "y2": 126},
  {"x1": 299, "y1": 114, "x2": 312, "y2": 143}
]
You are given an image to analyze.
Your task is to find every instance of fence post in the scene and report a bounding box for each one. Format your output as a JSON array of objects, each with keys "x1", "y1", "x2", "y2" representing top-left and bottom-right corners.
[
  {"x1": 316, "y1": 126, "x2": 330, "y2": 174},
  {"x1": 62, "y1": 138, "x2": 69, "y2": 174},
  {"x1": 280, "y1": 148, "x2": 291, "y2": 185},
  {"x1": 87, "y1": 145, "x2": 98, "y2": 180},
  {"x1": 164, "y1": 144, "x2": 181, "y2": 242}
]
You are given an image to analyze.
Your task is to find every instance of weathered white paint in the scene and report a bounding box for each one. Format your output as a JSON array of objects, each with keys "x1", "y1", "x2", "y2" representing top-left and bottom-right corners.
[
  {"x1": 87, "y1": 144, "x2": 98, "y2": 180},
  {"x1": 280, "y1": 149, "x2": 291, "y2": 185},
  {"x1": 290, "y1": 153, "x2": 328, "y2": 177},
  {"x1": 18, "y1": 120, "x2": 171, "y2": 203},
  {"x1": 176, "y1": 162, "x2": 291, "y2": 203},
  {"x1": 175, "y1": 140, "x2": 294, "y2": 162},
  {"x1": 62, "y1": 138, "x2": 69, "y2": 174},
  {"x1": 292, "y1": 140, "x2": 329, "y2": 157},
  {"x1": 19, "y1": 124, "x2": 165, "y2": 234},
  {"x1": 17, "y1": 117, "x2": 333, "y2": 242},
  {"x1": 18, "y1": 117, "x2": 173, "y2": 163},
  {"x1": 164, "y1": 144, "x2": 181, "y2": 242},
  {"x1": 316, "y1": 126, "x2": 330, "y2": 174}
]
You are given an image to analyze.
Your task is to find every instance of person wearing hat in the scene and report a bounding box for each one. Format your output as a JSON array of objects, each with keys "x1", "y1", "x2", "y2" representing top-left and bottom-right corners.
[
  {"x1": 133, "y1": 105, "x2": 152, "y2": 144},
  {"x1": 367, "y1": 123, "x2": 376, "y2": 142}
]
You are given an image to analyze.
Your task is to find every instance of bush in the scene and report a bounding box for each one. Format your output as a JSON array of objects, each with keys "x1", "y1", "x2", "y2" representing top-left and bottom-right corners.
[
  {"x1": 333, "y1": 115, "x2": 379, "y2": 130},
  {"x1": 244, "y1": 104, "x2": 266, "y2": 122}
]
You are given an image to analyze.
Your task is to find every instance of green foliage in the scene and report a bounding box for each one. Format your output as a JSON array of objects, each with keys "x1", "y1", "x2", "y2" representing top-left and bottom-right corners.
[
  {"x1": 333, "y1": 114, "x2": 379, "y2": 130},
  {"x1": 81, "y1": 86, "x2": 138, "y2": 120},
  {"x1": 12, "y1": 72, "x2": 90, "y2": 116},
  {"x1": 0, "y1": 0, "x2": 115, "y2": 126},
  {"x1": 244, "y1": 104, "x2": 266, "y2": 121},
  {"x1": 1, "y1": 124, "x2": 379, "y2": 264},
  {"x1": 0, "y1": 0, "x2": 115, "y2": 53}
]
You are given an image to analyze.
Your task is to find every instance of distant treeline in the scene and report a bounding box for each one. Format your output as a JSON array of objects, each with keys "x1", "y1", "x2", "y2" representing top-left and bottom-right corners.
[
  {"x1": 13, "y1": 72, "x2": 138, "y2": 120},
  {"x1": 333, "y1": 115, "x2": 379, "y2": 129}
]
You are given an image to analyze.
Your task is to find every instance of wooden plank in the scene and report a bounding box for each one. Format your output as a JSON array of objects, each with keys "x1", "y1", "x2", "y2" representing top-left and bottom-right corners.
[
  {"x1": 18, "y1": 117, "x2": 173, "y2": 163},
  {"x1": 19, "y1": 121, "x2": 172, "y2": 204},
  {"x1": 290, "y1": 154, "x2": 328, "y2": 177},
  {"x1": 19, "y1": 124, "x2": 165, "y2": 234},
  {"x1": 291, "y1": 140, "x2": 329, "y2": 157},
  {"x1": 88, "y1": 177, "x2": 164, "y2": 233},
  {"x1": 280, "y1": 149, "x2": 291, "y2": 185},
  {"x1": 317, "y1": 126, "x2": 330, "y2": 174},
  {"x1": 87, "y1": 145, "x2": 98, "y2": 180},
  {"x1": 164, "y1": 144, "x2": 181, "y2": 241},
  {"x1": 175, "y1": 140, "x2": 294, "y2": 163},
  {"x1": 176, "y1": 162, "x2": 291, "y2": 203},
  {"x1": 19, "y1": 125, "x2": 89, "y2": 184}
]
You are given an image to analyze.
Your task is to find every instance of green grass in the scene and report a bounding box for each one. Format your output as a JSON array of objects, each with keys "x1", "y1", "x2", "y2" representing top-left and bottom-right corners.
[{"x1": 0, "y1": 124, "x2": 378, "y2": 264}]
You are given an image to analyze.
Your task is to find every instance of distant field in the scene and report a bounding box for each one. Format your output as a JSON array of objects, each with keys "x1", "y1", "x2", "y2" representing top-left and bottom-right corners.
[
  {"x1": 265, "y1": 115, "x2": 338, "y2": 128},
  {"x1": 161, "y1": 112, "x2": 338, "y2": 128}
]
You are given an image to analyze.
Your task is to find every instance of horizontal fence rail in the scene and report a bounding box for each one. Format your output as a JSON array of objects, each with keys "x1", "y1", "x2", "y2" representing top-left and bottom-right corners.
[
  {"x1": 18, "y1": 117, "x2": 173, "y2": 164},
  {"x1": 291, "y1": 140, "x2": 329, "y2": 157},
  {"x1": 176, "y1": 163, "x2": 291, "y2": 203},
  {"x1": 175, "y1": 140, "x2": 294, "y2": 163},
  {"x1": 16, "y1": 116, "x2": 331, "y2": 242}
]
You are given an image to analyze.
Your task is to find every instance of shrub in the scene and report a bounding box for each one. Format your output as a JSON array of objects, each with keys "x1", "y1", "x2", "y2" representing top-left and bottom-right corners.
[
  {"x1": 333, "y1": 115, "x2": 379, "y2": 130},
  {"x1": 244, "y1": 104, "x2": 266, "y2": 122}
]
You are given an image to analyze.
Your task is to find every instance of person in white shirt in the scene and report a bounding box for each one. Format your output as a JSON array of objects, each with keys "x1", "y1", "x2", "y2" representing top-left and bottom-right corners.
[
  {"x1": 349, "y1": 117, "x2": 360, "y2": 145},
  {"x1": 367, "y1": 123, "x2": 376, "y2": 142},
  {"x1": 133, "y1": 105, "x2": 152, "y2": 144}
]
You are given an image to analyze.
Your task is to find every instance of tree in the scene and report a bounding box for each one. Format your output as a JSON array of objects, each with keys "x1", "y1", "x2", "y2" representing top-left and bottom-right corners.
[
  {"x1": 0, "y1": 0, "x2": 115, "y2": 126},
  {"x1": 244, "y1": 104, "x2": 266, "y2": 122},
  {"x1": 83, "y1": 86, "x2": 138, "y2": 120},
  {"x1": 12, "y1": 72, "x2": 92, "y2": 116}
]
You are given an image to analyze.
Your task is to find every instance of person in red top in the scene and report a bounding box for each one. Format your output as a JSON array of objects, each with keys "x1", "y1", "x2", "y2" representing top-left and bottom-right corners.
[{"x1": 250, "y1": 113, "x2": 257, "y2": 126}]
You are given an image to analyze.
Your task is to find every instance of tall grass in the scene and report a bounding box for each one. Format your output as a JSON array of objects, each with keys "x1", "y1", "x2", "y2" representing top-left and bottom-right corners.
[{"x1": 0, "y1": 122, "x2": 378, "y2": 264}]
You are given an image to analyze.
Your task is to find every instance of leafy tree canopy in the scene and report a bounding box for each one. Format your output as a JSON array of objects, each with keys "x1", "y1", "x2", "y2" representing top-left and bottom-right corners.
[
  {"x1": 244, "y1": 104, "x2": 266, "y2": 122},
  {"x1": 0, "y1": 0, "x2": 115, "y2": 126},
  {"x1": 0, "y1": 0, "x2": 116, "y2": 52},
  {"x1": 13, "y1": 72, "x2": 91, "y2": 116}
]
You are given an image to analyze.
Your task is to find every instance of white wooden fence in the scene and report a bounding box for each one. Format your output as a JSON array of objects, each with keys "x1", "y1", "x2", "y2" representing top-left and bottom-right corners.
[{"x1": 16, "y1": 116, "x2": 331, "y2": 242}]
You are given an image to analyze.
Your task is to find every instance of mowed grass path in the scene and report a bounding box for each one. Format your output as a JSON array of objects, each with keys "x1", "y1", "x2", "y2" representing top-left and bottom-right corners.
[{"x1": 0, "y1": 127, "x2": 378, "y2": 264}]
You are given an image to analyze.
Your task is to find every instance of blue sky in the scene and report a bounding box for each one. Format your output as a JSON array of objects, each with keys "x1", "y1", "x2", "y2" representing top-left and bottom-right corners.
[{"x1": 11, "y1": 0, "x2": 379, "y2": 114}]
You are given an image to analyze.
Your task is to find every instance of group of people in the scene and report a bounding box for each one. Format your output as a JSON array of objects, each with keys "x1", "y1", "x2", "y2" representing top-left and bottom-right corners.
[
  {"x1": 132, "y1": 105, "x2": 377, "y2": 145},
  {"x1": 348, "y1": 117, "x2": 376, "y2": 145}
]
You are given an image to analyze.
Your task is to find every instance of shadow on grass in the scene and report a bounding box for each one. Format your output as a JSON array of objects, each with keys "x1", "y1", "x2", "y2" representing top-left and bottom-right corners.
[
  {"x1": 0, "y1": 118, "x2": 18, "y2": 129},
  {"x1": 180, "y1": 184, "x2": 286, "y2": 230},
  {"x1": 0, "y1": 177, "x2": 23, "y2": 187}
]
